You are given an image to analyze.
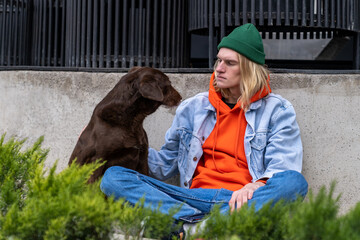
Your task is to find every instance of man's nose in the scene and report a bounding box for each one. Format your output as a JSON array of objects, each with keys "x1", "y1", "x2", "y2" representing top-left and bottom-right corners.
[{"x1": 216, "y1": 61, "x2": 225, "y2": 72}]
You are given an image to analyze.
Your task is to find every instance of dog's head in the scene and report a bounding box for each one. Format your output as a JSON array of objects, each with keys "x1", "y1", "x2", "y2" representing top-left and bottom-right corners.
[
  {"x1": 98, "y1": 67, "x2": 182, "y2": 124},
  {"x1": 128, "y1": 67, "x2": 182, "y2": 107}
]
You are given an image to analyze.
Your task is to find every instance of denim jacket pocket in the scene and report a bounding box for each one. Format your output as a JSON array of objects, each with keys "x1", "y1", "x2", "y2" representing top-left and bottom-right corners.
[
  {"x1": 249, "y1": 131, "x2": 268, "y2": 174},
  {"x1": 250, "y1": 131, "x2": 267, "y2": 151}
]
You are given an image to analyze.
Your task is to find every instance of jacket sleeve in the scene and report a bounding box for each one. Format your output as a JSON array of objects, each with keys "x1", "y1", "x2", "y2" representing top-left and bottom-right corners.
[
  {"x1": 261, "y1": 103, "x2": 303, "y2": 179},
  {"x1": 147, "y1": 99, "x2": 193, "y2": 180}
]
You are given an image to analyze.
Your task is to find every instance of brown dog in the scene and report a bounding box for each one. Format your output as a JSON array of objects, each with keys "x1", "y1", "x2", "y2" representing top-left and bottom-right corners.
[{"x1": 69, "y1": 67, "x2": 182, "y2": 183}]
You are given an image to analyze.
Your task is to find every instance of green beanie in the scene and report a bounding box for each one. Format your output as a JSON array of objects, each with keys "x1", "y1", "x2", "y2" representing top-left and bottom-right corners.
[{"x1": 217, "y1": 23, "x2": 265, "y2": 65}]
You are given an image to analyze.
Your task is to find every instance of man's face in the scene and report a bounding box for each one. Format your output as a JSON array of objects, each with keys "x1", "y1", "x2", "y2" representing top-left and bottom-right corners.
[{"x1": 215, "y1": 48, "x2": 241, "y2": 96}]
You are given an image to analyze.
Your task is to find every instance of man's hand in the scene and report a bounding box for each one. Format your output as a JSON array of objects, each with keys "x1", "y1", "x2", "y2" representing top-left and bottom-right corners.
[{"x1": 229, "y1": 181, "x2": 265, "y2": 212}]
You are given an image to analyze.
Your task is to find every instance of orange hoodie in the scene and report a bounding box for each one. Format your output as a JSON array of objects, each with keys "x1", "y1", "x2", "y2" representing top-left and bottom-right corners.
[{"x1": 190, "y1": 73, "x2": 271, "y2": 191}]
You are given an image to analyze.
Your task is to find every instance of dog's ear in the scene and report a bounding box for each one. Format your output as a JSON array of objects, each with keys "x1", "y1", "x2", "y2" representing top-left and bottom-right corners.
[{"x1": 139, "y1": 75, "x2": 164, "y2": 102}]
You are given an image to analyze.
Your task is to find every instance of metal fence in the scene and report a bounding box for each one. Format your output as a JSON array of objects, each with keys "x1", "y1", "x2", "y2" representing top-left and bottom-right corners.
[
  {"x1": 0, "y1": 0, "x2": 359, "y2": 70},
  {"x1": 0, "y1": 0, "x2": 31, "y2": 66},
  {"x1": 0, "y1": 0, "x2": 188, "y2": 69},
  {"x1": 189, "y1": 0, "x2": 360, "y2": 69}
]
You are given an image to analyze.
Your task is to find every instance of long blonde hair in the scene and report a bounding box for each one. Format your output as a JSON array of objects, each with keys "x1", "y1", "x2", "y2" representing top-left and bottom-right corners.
[{"x1": 213, "y1": 53, "x2": 270, "y2": 111}]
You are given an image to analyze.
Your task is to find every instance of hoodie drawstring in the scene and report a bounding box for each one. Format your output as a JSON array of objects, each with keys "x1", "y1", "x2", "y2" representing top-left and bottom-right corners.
[
  {"x1": 234, "y1": 108, "x2": 243, "y2": 167},
  {"x1": 212, "y1": 100, "x2": 221, "y2": 172}
]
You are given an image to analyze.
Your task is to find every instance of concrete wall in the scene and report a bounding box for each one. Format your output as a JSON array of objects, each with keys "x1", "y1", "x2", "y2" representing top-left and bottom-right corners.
[{"x1": 0, "y1": 70, "x2": 359, "y2": 214}]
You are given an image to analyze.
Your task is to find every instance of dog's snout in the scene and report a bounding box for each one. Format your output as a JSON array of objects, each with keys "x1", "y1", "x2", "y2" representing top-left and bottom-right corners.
[{"x1": 163, "y1": 86, "x2": 182, "y2": 107}]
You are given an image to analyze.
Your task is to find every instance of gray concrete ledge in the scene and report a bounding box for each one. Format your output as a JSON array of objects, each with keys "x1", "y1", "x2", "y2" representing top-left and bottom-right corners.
[{"x1": 1, "y1": 71, "x2": 359, "y2": 214}]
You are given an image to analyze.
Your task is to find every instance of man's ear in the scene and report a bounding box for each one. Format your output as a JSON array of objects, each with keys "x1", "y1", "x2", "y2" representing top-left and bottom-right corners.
[{"x1": 139, "y1": 75, "x2": 164, "y2": 102}]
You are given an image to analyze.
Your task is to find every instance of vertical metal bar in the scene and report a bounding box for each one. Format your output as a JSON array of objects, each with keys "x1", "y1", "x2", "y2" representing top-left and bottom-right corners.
[
  {"x1": 317, "y1": 0, "x2": 321, "y2": 27},
  {"x1": 106, "y1": 0, "x2": 113, "y2": 68},
  {"x1": 235, "y1": 0, "x2": 240, "y2": 25},
  {"x1": 310, "y1": 0, "x2": 314, "y2": 27},
  {"x1": 204, "y1": 0, "x2": 208, "y2": 28},
  {"x1": 32, "y1": 0, "x2": 37, "y2": 65},
  {"x1": 166, "y1": 0, "x2": 171, "y2": 68},
  {"x1": 346, "y1": 0, "x2": 350, "y2": 29},
  {"x1": 153, "y1": 0, "x2": 160, "y2": 68},
  {"x1": 159, "y1": 0, "x2": 165, "y2": 68},
  {"x1": 349, "y1": 0, "x2": 354, "y2": 30},
  {"x1": 354, "y1": 31, "x2": 360, "y2": 69},
  {"x1": 251, "y1": 0, "x2": 255, "y2": 24},
  {"x1": 302, "y1": 0, "x2": 306, "y2": 26},
  {"x1": 65, "y1": 0, "x2": 70, "y2": 66},
  {"x1": 137, "y1": 0, "x2": 143, "y2": 66},
  {"x1": 60, "y1": 0, "x2": 66, "y2": 66},
  {"x1": 199, "y1": 0, "x2": 203, "y2": 29},
  {"x1": 71, "y1": 0, "x2": 76, "y2": 66},
  {"x1": 336, "y1": 0, "x2": 341, "y2": 28},
  {"x1": 214, "y1": 0, "x2": 219, "y2": 27},
  {"x1": 294, "y1": 0, "x2": 298, "y2": 26},
  {"x1": 18, "y1": 0, "x2": 24, "y2": 65},
  {"x1": 39, "y1": 0, "x2": 44, "y2": 66},
  {"x1": 276, "y1": 0, "x2": 281, "y2": 26},
  {"x1": 324, "y1": 0, "x2": 329, "y2": 27},
  {"x1": 121, "y1": 0, "x2": 127, "y2": 68},
  {"x1": 99, "y1": 0, "x2": 105, "y2": 68},
  {"x1": 189, "y1": 0, "x2": 193, "y2": 30},
  {"x1": 47, "y1": 0, "x2": 53, "y2": 66},
  {"x1": 32, "y1": 1, "x2": 37, "y2": 65},
  {"x1": 25, "y1": 0, "x2": 30, "y2": 65},
  {"x1": 0, "y1": 0, "x2": 5, "y2": 65},
  {"x1": 171, "y1": 0, "x2": 176, "y2": 67},
  {"x1": 268, "y1": 0, "x2": 273, "y2": 25},
  {"x1": 179, "y1": 0, "x2": 185, "y2": 67},
  {"x1": 7, "y1": 0, "x2": 13, "y2": 65},
  {"x1": 13, "y1": 0, "x2": 19, "y2": 65},
  {"x1": 221, "y1": 0, "x2": 225, "y2": 38},
  {"x1": 176, "y1": 0, "x2": 181, "y2": 67},
  {"x1": 92, "y1": 0, "x2": 98, "y2": 68},
  {"x1": 242, "y1": 0, "x2": 247, "y2": 24},
  {"x1": 76, "y1": 0, "x2": 81, "y2": 67},
  {"x1": 80, "y1": 0, "x2": 86, "y2": 67},
  {"x1": 330, "y1": 0, "x2": 335, "y2": 28},
  {"x1": 227, "y1": 0, "x2": 231, "y2": 26},
  {"x1": 355, "y1": 0, "x2": 359, "y2": 31},
  {"x1": 114, "y1": 0, "x2": 120, "y2": 68},
  {"x1": 86, "y1": 0, "x2": 92, "y2": 68},
  {"x1": 209, "y1": 0, "x2": 214, "y2": 67},
  {"x1": 259, "y1": 0, "x2": 264, "y2": 25},
  {"x1": 342, "y1": 0, "x2": 346, "y2": 29},
  {"x1": 129, "y1": 0, "x2": 135, "y2": 68},
  {"x1": 144, "y1": 0, "x2": 150, "y2": 66}
]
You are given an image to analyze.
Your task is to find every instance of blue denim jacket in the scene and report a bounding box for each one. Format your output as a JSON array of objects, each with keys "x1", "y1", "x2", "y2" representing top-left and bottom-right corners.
[{"x1": 148, "y1": 92, "x2": 303, "y2": 189}]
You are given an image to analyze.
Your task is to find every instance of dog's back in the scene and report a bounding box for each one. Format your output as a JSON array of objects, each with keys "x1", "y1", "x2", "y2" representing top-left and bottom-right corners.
[{"x1": 69, "y1": 67, "x2": 182, "y2": 183}]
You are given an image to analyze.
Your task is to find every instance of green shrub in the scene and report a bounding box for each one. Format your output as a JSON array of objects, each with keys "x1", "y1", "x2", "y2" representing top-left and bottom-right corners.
[
  {"x1": 0, "y1": 135, "x2": 178, "y2": 240},
  {"x1": 190, "y1": 183, "x2": 360, "y2": 240},
  {"x1": 1, "y1": 134, "x2": 360, "y2": 240},
  {"x1": 0, "y1": 134, "x2": 48, "y2": 215}
]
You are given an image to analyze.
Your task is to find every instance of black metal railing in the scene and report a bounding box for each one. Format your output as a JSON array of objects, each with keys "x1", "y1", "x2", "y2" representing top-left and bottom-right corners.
[
  {"x1": 189, "y1": 0, "x2": 360, "y2": 32},
  {"x1": 0, "y1": 0, "x2": 359, "y2": 70},
  {"x1": 0, "y1": 0, "x2": 31, "y2": 66},
  {"x1": 189, "y1": 0, "x2": 360, "y2": 69},
  {"x1": 0, "y1": 0, "x2": 189, "y2": 69}
]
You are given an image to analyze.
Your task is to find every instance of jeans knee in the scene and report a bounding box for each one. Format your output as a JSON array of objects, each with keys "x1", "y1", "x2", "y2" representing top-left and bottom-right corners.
[
  {"x1": 272, "y1": 170, "x2": 308, "y2": 199},
  {"x1": 100, "y1": 166, "x2": 126, "y2": 196}
]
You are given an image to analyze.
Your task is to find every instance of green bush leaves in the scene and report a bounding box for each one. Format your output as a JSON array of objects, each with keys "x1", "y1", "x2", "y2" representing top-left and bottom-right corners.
[
  {"x1": 0, "y1": 134, "x2": 359, "y2": 240},
  {"x1": 0, "y1": 135, "x2": 176, "y2": 240}
]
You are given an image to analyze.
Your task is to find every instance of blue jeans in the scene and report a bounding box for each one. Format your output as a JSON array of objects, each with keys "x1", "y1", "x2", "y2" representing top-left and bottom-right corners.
[{"x1": 100, "y1": 166, "x2": 308, "y2": 222}]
